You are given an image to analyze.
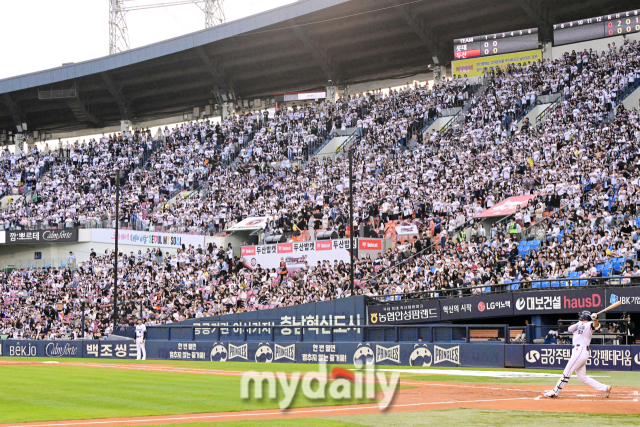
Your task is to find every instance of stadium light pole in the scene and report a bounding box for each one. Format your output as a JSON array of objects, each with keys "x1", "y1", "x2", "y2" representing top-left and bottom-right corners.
[
  {"x1": 348, "y1": 148, "x2": 354, "y2": 293},
  {"x1": 113, "y1": 167, "x2": 120, "y2": 333},
  {"x1": 80, "y1": 298, "x2": 86, "y2": 339}
]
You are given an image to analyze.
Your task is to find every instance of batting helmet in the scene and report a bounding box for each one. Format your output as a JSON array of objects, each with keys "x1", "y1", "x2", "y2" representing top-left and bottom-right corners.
[{"x1": 579, "y1": 311, "x2": 592, "y2": 321}]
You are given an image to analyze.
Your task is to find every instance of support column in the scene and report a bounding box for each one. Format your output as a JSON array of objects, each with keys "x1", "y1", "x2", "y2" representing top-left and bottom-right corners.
[
  {"x1": 326, "y1": 86, "x2": 338, "y2": 103},
  {"x1": 120, "y1": 120, "x2": 130, "y2": 133},
  {"x1": 221, "y1": 102, "x2": 233, "y2": 120},
  {"x1": 433, "y1": 66, "x2": 447, "y2": 82}
]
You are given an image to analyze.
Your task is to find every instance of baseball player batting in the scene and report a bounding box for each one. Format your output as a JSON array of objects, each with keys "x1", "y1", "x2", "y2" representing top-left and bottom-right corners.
[
  {"x1": 135, "y1": 318, "x2": 147, "y2": 361},
  {"x1": 544, "y1": 310, "x2": 611, "y2": 398}
]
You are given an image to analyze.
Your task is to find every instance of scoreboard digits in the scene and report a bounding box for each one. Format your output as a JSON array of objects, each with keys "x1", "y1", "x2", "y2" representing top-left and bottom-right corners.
[
  {"x1": 453, "y1": 9, "x2": 640, "y2": 58},
  {"x1": 453, "y1": 28, "x2": 538, "y2": 59},
  {"x1": 553, "y1": 9, "x2": 640, "y2": 46},
  {"x1": 606, "y1": 15, "x2": 640, "y2": 37}
]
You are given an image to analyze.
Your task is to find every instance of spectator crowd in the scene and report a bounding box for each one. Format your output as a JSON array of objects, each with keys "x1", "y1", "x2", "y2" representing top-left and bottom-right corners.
[{"x1": 2, "y1": 38, "x2": 640, "y2": 339}]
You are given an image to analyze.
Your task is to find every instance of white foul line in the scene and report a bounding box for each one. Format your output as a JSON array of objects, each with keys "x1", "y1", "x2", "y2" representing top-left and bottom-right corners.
[{"x1": 0, "y1": 397, "x2": 532, "y2": 427}]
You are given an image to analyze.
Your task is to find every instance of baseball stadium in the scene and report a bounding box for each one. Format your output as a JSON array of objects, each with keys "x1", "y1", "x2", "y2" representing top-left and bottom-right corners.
[{"x1": 1, "y1": 0, "x2": 640, "y2": 426}]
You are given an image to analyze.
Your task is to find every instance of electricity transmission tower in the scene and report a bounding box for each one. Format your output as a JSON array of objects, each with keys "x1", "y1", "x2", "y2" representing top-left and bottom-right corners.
[{"x1": 109, "y1": 0, "x2": 225, "y2": 55}]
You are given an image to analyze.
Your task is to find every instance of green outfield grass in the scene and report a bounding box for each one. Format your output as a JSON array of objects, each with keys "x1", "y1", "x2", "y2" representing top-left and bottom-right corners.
[
  {"x1": 110, "y1": 409, "x2": 640, "y2": 427},
  {"x1": 0, "y1": 361, "x2": 381, "y2": 424},
  {"x1": 1, "y1": 358, "x2": 638, "y2": 426},
  {"x1": 4, "y1": 356, "x2": 639, "y2": 386}
]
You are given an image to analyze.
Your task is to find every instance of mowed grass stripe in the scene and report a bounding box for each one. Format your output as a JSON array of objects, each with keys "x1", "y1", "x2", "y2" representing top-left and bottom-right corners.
[
  {"x1": 323, "y1": 408, "x2": 640, "y2": 427},
  {"x1": 0, "y1": 365, "x2": 377, "y2": 424}
]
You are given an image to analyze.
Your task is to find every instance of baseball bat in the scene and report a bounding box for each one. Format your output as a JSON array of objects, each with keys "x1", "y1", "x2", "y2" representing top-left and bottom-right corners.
[{"x1": 594, "y1": 301, "x2": 622, "y2": 316}]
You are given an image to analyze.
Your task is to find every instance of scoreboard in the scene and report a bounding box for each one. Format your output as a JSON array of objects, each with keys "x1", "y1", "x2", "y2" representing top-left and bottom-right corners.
[
  {"x1": 554, "y1": 9, "x2": 640, "y2": 46},
  {"x1": 453, "y1": 28, "x2": 538, "y2": 59}
]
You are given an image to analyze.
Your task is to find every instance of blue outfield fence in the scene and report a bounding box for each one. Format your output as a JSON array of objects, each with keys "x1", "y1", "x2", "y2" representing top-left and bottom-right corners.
[{"x1": 2, "y1": 339, "x2": 639, "y2": 371}]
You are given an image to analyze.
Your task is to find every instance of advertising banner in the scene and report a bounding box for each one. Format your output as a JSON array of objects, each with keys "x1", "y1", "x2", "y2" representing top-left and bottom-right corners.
[
  {"x1": 395, "y1": 223, "x2": 419, "y2": 236},
  {"x1": 368, "y1": 300, "x2": 440, "y2": 325},
  {"x1": 241, "y1": 239, "x2": 352, "y2": 270},
  {"x1": 524, "y1": 344, "x2": 633, "y2": 371},
  {"x1": 605, "y1": 287, "x2": 640, "y2": 312},
  {"x1": 513, "y1": 289, "x2": 605, "y2": 315},
  {"x1": 141, "y1": 341, "x2": 462, "y2": 367},
  {"x1": 632, "y1": 346, "x2": 640, "y2": 371},
  {"x1": 1, "y1": 340, "x2": 83, "y2": 358},
  {"x1": 83, "y1": 341, "x2": 138, "y2": 359},
  {"x1": 91, "y1": 229, "x2": 204, "y2": 249},
  {"x1": 358, "y1": 239, "x2": 383, "y2": 251},
  {"x1": 440, "y1": 294, "x2": 513, "y2": 320},
  {"x1": 227, "y1": 217, "x2": 271, "y2": 231},
  {"x1": 0, "y1": 339, "x2": 633, "y2": 370},
  {"x1": 452, "y1": 49, "x2": 542, "y2": 77},
  {"x1": 5, "y1": 229, "x2": 78, "y2": 244},
  {"x1": 475, "y1": 195, "x2": 535, "y2": 218},
  {"x1": 179, "y1": 296, "x2": 366, "y2": 343}
]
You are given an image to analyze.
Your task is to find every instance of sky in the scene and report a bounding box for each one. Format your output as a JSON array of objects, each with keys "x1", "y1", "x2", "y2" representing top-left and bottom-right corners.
[{"x1": 0, "y1": 0, "x2": 297, "y2": 80}]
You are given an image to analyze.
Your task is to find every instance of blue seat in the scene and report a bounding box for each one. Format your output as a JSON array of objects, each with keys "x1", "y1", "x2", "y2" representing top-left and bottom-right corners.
[
  {"x1": 596, "y1": 264, "x2": 605, "y2": 271},
  {"x1": 510, "y1": 283, "x2": 520, "y2": 290},
  {"x1": 532, "y1": 282, "x2": 541, "y2": 288},
  {"x1": 635, "y1": 218, "x2": 640, "y2": 227},
  {"x1": 602, "y1": 269, "x2": 612, "y2": 277},
  {"x1": 580, "y1": 280, "x2": 588, "y2": 286},
  {"x1": 559, "y1": 280, "x2": 568, "y2": 287},
  {"x1": 61, "y1": 263, "x2": 66, "y2": 268},
  {"x1": 542, "y1": 281, "x2": 551, "y2": 288},
  {"x1": 550, "y1": 281, "x2": 559, "y2": 287}
]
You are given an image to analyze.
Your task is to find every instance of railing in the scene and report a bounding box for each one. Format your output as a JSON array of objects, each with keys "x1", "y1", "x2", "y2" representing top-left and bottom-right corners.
[
  {"x1": 366, "y1": 276, "x2": 638, "y2": 304},
  {"x1": 615, "y1": 78, "x2": 640, "y2": 106},
  {"x1": 419, "y1": 114, "x2": 438, "y2": 135},
  {"x1": 309, "y1": 130, "x2": 335, "y2": 158},
  {"x1": 335, "y1": 129, "x2": 358, "y2": 158},
  {"x1": 144, "y1": 323, "x2": 512, "y2": 344},
  {"x1": 513, "y1": 93, "x2": 562, "y2": 125},
  {"x1": 536, "y1": 93, "x2": 562, "y2": 105},
  {"x1": 535, "y1": 95, "x2": 562, "y2": 123},
  {"x1": 440, "y1": 108, "x2": 463, "y2": 133},
  {"x1": 439, "y1": 107, "x2": 462, "y2": 117}
]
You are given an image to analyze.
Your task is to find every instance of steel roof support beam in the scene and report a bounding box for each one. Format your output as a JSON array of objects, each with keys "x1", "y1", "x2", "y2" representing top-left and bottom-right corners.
[
  {"x1": 292, "y1": 25, "x2": 337, "y2": 82},
  {"x1": 388, "y1": 0, "x2": 441, "y2": 63},
  {"x1": 65, "y1": 97, "x2": 104, "y2": 127},
  {"x1": 513, "y1": 0, "x2": 551, "y2": 41},
  {"x1": 1, "y1": 93, "x2": 23, "y2": 130},
  {"x1": 100, "y1": 72, "x2": 130, "y2": 120},
  {"x1": 195, "y1": 46, "x2": 232, "y2": 102}
]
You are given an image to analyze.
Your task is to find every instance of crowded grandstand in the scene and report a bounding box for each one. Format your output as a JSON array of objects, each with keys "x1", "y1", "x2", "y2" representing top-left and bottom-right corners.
[{"x1": 1, "y1": 1, "x2": 640, "y2": 343}]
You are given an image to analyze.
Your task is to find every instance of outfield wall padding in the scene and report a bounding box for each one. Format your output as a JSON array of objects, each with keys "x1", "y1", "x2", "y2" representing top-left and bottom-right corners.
[
  {"x1": 504, "y1": 345, "x2": 525, "y2": 368},
  {"x1": 3, "y1": 339, "x2": 639, "y2": 371}
]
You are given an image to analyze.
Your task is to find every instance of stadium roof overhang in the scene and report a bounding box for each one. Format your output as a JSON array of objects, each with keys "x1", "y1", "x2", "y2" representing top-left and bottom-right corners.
[{"x1": 0, "y1": 0, "x2": 637, "y2": 134}]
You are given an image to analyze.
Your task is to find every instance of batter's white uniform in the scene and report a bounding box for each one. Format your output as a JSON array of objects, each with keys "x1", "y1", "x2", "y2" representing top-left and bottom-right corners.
[
  {"x1": 549, "y1": 321, "x2": 608, "y2": 396},
  {"x1": 135, "y1": 324, "x2": 147, "y2": 360}
]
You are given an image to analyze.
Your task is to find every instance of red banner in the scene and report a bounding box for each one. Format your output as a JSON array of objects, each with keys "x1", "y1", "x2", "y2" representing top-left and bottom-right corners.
[{"x1": 474, "y1": 195, "x2": 535, "y2": 218}]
